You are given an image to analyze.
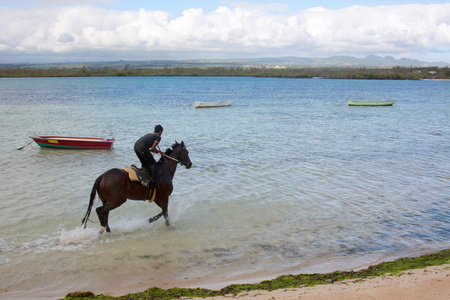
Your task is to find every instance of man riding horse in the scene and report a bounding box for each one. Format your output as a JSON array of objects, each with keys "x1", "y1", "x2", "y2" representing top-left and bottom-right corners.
[
  {"x1": 82, "y1": 140, "x2": 192, "y2": 233},
  {"x1": 134, "y1": 124, "x2": 164, "y2": 187}
]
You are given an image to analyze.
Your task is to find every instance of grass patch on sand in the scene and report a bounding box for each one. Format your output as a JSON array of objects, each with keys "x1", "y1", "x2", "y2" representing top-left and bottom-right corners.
[{"x1": 64, "y1": 249, "x2": 449, "y2": 300}]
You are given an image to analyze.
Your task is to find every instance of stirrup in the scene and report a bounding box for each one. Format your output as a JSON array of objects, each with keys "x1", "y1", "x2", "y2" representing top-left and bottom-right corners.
[
  {"x1": 149, "y1": 178, "x2": 159, "y2": 188},
  {"x1": 141, "y1": 170, "x2": 151, "y2": 187}
]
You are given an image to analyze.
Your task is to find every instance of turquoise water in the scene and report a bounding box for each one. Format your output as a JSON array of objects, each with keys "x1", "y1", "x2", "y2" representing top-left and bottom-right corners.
[{"x1": 0, "y1": 77, "x2": 449, "y2": 298}]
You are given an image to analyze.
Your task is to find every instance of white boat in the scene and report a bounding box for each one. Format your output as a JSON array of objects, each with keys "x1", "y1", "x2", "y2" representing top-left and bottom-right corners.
[
  {"x1": 193, "y1": 101, "x2": 233, "y2": 108},
  {"x1": 346, "y1": 99, "x2": 395, "y2": 106}
]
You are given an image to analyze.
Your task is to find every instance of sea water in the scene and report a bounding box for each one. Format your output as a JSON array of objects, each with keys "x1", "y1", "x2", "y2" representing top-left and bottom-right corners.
[{"x1": 0, "y1": 77, "x2": 449, "y2": 298}]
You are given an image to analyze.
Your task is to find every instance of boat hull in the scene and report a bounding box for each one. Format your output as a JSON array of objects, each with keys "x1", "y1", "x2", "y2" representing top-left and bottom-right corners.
[
  {"x1": 30, "y1": 136, "x2": 115, "y2": 149},
  {"x1": 347, "y1": 100, "x2": 395, "y2": 106},
  {"x1": 193, "y1": 101, "x2": 233, "y2": 108}
]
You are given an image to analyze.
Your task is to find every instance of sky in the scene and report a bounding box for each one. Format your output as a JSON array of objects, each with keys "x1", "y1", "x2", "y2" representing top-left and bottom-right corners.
[{"x1": 0, "y1": 0, "x2": 449, "y2": 64}]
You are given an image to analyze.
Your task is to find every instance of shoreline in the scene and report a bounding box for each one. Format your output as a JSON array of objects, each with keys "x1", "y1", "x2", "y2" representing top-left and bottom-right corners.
[{"x1": 1, "y1": 65, "x2": 449, "y2": 80}]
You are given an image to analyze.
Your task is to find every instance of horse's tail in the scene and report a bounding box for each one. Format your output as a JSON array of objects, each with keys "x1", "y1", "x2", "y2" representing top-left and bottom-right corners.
[{"x1": 81, "y1": 175, "x2": 102, "y2": 229}]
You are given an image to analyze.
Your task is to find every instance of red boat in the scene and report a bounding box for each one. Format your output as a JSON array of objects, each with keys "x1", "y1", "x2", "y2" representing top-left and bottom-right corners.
[{"x1": 30, "y1": 136, "x2": 115, "y2": 149}]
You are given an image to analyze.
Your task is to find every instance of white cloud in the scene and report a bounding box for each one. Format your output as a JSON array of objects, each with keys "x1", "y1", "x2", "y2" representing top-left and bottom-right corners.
[{"x1": 0, "y1": 3, "x2": 449, "y2": 62}]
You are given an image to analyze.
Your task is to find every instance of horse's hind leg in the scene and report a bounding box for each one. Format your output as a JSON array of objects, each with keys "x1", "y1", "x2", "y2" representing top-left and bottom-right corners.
[{"x1": 96, "y1": 202, "x2": 119, "y2": 233}]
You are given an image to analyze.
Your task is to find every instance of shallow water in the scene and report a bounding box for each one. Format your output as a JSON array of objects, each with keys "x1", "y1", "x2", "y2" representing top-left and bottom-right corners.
[{"x1": 0, "y1": 77, "x2": 449, "y2": 298}]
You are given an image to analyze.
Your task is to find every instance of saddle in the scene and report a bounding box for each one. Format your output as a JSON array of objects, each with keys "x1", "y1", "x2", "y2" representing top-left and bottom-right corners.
[
  {"x1": 122, "y1": 165, "x2": 157, "y2": 202},
  {"x1": 122, "y1": 165, "x2": 149, "y2": 184}
]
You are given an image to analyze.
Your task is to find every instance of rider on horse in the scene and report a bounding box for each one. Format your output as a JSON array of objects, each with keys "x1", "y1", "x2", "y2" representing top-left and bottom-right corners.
[{"x1": 134, "y1": 124, "x2": 164, "y2": 187}]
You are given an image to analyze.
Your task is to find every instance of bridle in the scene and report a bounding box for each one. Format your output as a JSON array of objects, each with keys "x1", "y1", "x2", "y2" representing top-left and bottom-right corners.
[
  {"x1": 177, "y1": 144, "x2": 190, "y2": 166},
  {"x1": 162, "y1": 144, "x2": 189, "y2": 166}
]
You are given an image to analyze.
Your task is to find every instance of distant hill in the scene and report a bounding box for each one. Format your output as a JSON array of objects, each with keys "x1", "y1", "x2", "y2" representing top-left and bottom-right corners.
[
  {"x1": 1, "y1": 55, "x2": 448, "y2": 69},
  {"x1": 226, "y1": 55, "x2": 449, "y2": 68}
]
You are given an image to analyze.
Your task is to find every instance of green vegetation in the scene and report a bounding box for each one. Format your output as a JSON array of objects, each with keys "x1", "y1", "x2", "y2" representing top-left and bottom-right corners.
[
  {"x1": 64, "y1": 249, "x2": 450, "y2": 300},
  {"x1": 1, "y1": 65, "x2": 449, "y2": 80}
]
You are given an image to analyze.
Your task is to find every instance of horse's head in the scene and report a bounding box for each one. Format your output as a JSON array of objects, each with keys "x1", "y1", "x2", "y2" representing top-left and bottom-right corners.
[{"x1": 173, "y1": 141, "x2": 192, "y2": 169}]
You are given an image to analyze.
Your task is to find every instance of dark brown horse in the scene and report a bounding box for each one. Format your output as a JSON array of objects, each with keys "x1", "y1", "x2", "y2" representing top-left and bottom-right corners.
[{"x1": 81, "y1": 141, "x2": 192, "y2": 233}]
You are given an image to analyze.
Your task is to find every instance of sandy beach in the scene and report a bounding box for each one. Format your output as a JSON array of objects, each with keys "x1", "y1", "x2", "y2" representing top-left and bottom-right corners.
[{"x1": 182, "y1": 264, "x2": 450, "y2": 300}]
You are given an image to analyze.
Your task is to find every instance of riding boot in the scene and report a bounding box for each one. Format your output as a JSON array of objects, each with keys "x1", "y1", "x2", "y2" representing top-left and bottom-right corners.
[
  {"x1": 140, "y1": 166, "x2": 150, "y2": 187},
  {"x1": 149, "y1": 165, "x2": 159, "y2": 188}
]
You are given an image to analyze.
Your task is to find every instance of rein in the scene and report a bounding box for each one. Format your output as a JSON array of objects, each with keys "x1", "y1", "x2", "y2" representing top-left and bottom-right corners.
[
  {"x1": 158, "y1": 145, "x2": 180, "y2": 163},
  {"x1": 164, "y1": 154, "x2": 179, "y2": 162},
  {"x1": 160, "y1": 143, "x2": 187, "y2": 165}
]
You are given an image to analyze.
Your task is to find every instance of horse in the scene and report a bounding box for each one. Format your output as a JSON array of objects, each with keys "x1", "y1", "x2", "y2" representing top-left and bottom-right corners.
[{"x1": 81, "y1": 141, "x2": 192, "y2": 234}]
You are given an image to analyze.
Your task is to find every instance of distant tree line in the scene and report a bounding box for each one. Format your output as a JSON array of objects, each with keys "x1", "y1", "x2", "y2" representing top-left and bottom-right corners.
[{"x1": 0, "y1": 65, "x2": 449, "y2": 80}]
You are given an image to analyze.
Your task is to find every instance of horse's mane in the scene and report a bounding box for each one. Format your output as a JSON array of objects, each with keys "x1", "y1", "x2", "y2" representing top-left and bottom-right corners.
[{"x1": 157, "y1": 141, "x2": 181, "y2": 163}]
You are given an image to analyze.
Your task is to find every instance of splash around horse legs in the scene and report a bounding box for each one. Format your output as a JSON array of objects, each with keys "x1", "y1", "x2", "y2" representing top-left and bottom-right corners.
[
  {"x1": 99, "y1": 226, "x2": 107, "y2": 235},
  {"x1": 99, "y1": 225, "x2": 111, "y2": 235}
]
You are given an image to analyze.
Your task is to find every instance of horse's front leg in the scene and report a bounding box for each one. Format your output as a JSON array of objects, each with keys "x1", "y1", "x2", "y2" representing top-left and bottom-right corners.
[
  {"x1": 163, "y1": 211, "x2": 170, "y2": 226},
  {"x1": 148, "y1": 211, "x2": 170, "y2": 226},
  {"x1": 149, "y1": 212, "x2": 163, "y2": 223},
  {"x1": 151, "y1": 195, "x2": 170, "y2": 226}
]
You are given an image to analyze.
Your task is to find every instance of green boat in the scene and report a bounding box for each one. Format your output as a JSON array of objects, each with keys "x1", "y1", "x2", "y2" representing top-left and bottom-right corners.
[{"x1": 347, "y1": 99, "x2": 395, "y2": 106}]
